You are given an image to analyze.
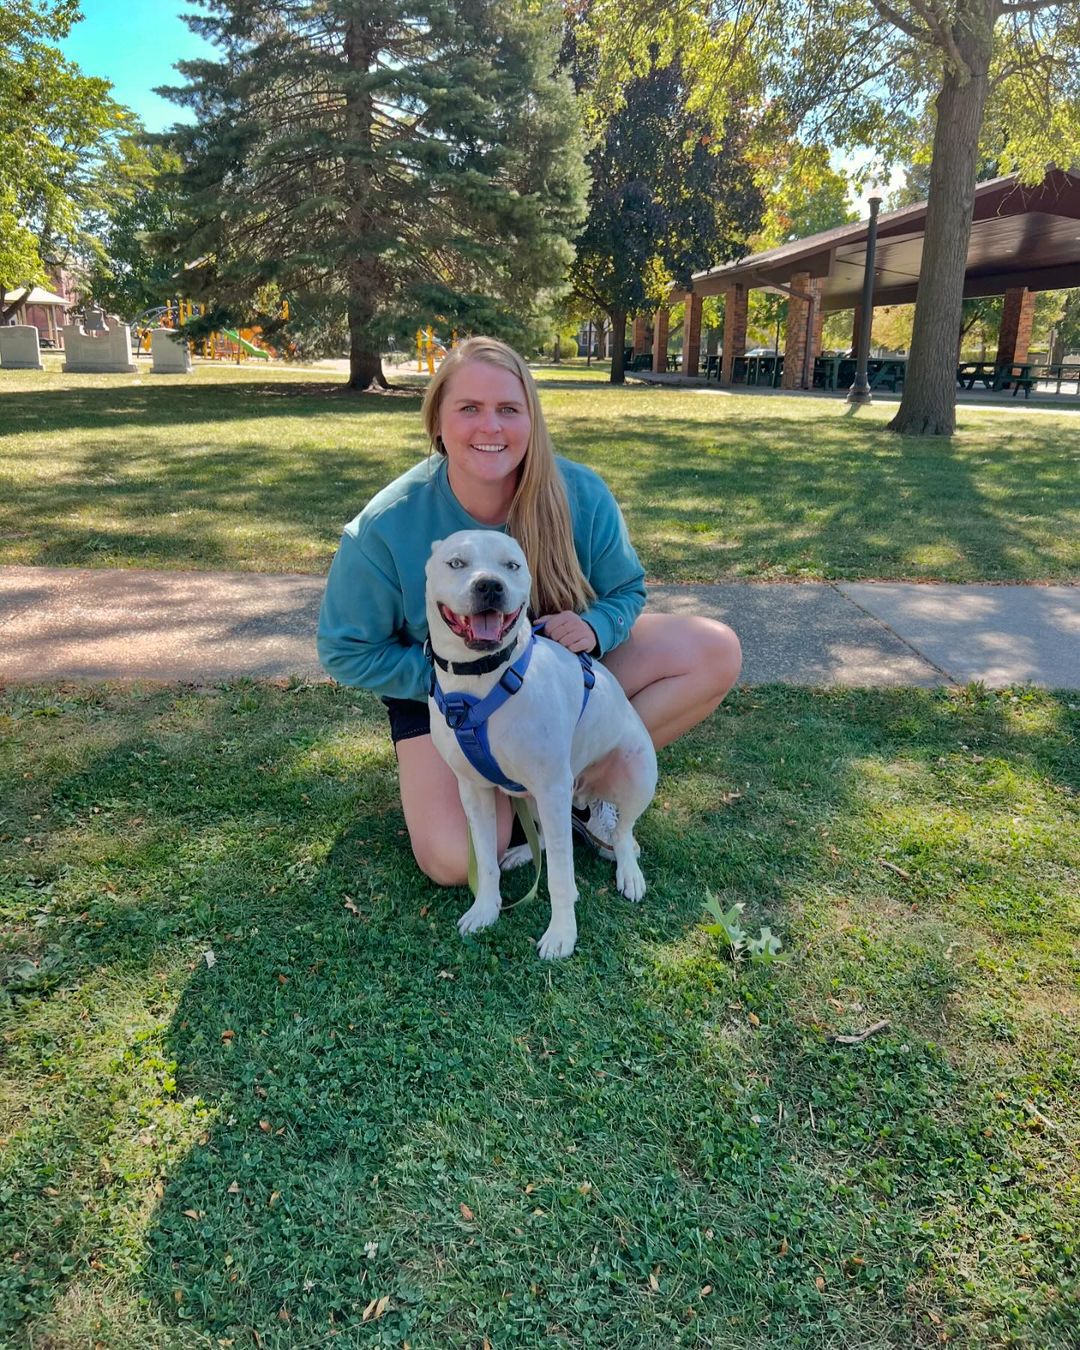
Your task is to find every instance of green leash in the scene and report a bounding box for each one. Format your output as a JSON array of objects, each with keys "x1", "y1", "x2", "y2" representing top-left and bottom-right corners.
[{"x1": 466, "y1": 795, "x2": 543, "y2": 910}]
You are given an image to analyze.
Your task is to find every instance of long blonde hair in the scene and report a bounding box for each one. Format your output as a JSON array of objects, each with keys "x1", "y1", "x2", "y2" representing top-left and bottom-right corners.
[{"x1": 422, "y1": 336, "x2": 595, "y2": 616}]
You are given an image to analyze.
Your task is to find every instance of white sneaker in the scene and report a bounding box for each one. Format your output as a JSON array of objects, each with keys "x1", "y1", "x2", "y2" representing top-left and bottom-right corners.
[{"x1": 571, "y1": 798, "x2": 619, "y2": 861}]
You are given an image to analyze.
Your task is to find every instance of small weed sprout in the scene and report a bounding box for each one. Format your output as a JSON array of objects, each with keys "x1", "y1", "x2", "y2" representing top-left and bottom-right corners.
[{"x1": 701, "y1": 891, "x2": 786, "y2": 970}]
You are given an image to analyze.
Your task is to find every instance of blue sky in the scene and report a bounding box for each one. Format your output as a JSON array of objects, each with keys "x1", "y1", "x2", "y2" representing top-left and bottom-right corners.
[
  {"x1": 57, "y1": 1, "x2": 892, "y2": 215},
  {"x1": 58, "y1": 0, "x2": 214, "y2": 131}
]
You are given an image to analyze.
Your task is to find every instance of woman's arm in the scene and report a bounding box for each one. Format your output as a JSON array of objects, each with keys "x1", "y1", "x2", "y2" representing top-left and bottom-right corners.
[
  {"x1": 577, "y1": 483, "x2": 646, "y2": 656},
  {"x1": 316, "y1": 526, "x2": 430, "y2": 700}
]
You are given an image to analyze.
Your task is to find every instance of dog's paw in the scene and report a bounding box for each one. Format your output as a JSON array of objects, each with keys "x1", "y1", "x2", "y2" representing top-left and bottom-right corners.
[
  {"x1": 457, "y1": 898, "x2": 501, "y2": 935},
  {"x1": 616, "y1": 858, "x2": 647, "y2": 903},
  {"x1": 499, "y1": 843, "x2": 534, "y2": 872},
  {"x1": 536, "y1": 923, "x2": 577, "y2": 960}
]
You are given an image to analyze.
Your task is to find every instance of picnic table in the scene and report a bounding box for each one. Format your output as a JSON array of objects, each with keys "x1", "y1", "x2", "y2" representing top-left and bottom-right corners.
[
  {"x1": 731, "y1": 353, "x2": 783, "y2": 387},
  {"x1": 1036, "y1": 362, "x2": 1080, "y2": 395},
  {"x1": 814, "y1": 356, "x2": 906, "y2": 392},
  {"x1": 956, "y1": 361, "x2": 1035, "y2": 396}
]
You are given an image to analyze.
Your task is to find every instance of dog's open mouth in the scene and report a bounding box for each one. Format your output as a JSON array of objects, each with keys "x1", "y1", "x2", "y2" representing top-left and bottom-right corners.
[{"x1": 438, "y1": 603, "x2": 523, "y2": 650}]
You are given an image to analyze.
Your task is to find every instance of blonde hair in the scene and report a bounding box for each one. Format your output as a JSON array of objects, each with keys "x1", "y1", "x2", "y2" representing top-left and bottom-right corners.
[{"x1": 422, "y1": 336, "x2": 595, "y2": 616}]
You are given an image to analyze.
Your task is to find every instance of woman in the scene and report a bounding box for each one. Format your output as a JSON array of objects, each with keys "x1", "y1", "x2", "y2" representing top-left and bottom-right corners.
[{"x1": 317, "y1": 336, "x2": 741, "y2": 884}]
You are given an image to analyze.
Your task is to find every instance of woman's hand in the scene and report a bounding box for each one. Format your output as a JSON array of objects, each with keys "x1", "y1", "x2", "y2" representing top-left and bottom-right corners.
[{"x1": 537, "y1": 611, "x2": 597, "y2": 654}]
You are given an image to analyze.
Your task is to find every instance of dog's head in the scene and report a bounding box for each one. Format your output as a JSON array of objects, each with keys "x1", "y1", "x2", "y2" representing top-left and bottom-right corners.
[{"x1": 425, "y1": 530, "x2": 531, "y2": 656}]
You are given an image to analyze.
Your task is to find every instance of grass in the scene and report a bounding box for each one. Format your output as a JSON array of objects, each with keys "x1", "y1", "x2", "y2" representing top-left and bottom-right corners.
[
  {"x1": 2, "y1": 679, "x2": 1077, "y2": 1347},
  {"x1": 0, "y1": 360, "x2": 1077, "y2": 581}
]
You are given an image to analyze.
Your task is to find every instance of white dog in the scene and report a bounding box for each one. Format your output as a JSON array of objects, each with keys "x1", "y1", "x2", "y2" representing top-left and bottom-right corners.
[{"x1": 425, "y1": 530, "x2": 657, "y2": 959}]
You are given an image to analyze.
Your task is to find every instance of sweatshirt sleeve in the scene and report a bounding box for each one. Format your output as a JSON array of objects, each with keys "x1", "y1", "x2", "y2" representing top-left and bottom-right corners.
[
  {"x1": 577, "y1": 481, "x2": 646, "y2": 657},
  {"x1": 316, "y1": 523, "x2": 430, "y2": 700}
]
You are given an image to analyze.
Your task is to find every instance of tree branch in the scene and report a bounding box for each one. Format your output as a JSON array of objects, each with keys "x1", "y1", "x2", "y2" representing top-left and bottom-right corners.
[
  {"x1": 907, "y1": 0, "x2": 970, "y2": 77},
  {"x1": 1000, "y1": 0, "x2": 1069, "y2": 11},
  {"x1": 869, "y1": 0, "x2": 935, "y2": 43}
]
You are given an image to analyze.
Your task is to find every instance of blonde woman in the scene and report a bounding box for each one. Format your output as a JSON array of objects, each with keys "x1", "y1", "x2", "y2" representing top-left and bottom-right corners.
[{"x1": 317, "y1": 337, "x2": 741, "y2": 884}]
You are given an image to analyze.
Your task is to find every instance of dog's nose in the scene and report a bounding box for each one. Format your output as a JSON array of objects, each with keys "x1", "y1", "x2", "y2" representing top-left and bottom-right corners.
[{"x1": 472, "y1": 576, "x2": 505, "y2": 608}]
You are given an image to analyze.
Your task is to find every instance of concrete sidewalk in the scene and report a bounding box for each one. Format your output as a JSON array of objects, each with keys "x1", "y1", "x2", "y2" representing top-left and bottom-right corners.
[{"x1": 0, "y1": 565, "x2": 1077, "y2": 689}]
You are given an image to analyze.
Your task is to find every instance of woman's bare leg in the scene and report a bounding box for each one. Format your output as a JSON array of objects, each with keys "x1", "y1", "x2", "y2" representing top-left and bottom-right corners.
[
  {"x1": 396, "y1": 734, "x2": 514, "y2": 885},
  {"x1": 600, "y1": 613, "x2": 742, "y2": 750}
]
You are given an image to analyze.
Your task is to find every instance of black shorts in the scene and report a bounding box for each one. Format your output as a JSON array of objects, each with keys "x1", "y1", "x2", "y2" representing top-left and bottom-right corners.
[{"x1": 383, "y1": 696, "x2": 431, "y2": 744}]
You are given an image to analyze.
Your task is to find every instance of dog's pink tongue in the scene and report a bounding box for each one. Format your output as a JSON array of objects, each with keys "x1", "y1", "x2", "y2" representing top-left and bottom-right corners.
[{"x1": 470, "y1": 609, "x2": 504, "y2": 641}]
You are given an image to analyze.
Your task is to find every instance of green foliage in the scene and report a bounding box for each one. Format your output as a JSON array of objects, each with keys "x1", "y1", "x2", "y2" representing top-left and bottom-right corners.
[
  {"x1": 156, "y1": 0, "x2": 588, "y2": 387},
  {"x1": 0, "y1": 0, "x2": 134, "y2": 311},
  {"x1": 80, "y1": 139, "x2": 184, "y2": 320},
  {"x1": 701, "y1": 891, "x2": 787, "y2": 968},
  {"x1": 568, "y1": 39, "x2": 760, "y2": 379}
]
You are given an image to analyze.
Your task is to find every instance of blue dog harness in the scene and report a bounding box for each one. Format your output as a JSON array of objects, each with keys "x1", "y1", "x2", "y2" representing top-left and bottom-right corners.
[{"x1": 431, "y1": 624, "x2": 595, "y2": 792}]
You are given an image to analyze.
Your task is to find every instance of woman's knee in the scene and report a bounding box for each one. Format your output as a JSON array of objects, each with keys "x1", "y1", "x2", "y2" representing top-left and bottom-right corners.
[
  {"x1": 411, "y1": 831, "x2": 469, "y2": 887},
  {"x1": 707, "y1": 619, "x2": 742, "y2": 692}
]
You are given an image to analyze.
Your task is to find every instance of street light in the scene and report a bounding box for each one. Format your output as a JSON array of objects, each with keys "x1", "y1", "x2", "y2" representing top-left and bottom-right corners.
[{"x1": 847, "y1": 195, "x2": 883, "y2": 405}]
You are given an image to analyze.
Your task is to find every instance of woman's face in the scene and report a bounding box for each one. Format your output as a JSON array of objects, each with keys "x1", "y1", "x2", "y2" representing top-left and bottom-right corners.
[{"x1": 437, "y1": 359, "x2": 532, "y2": 496}]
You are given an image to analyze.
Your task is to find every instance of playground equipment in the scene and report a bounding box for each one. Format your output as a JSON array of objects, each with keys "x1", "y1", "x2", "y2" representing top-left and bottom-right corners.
[
  {"x1": 133, "y1": 299, "x2": 281, "y2": 363},
  {"x1": 415, "y1": 326, "x2": 455, "y2": 374}
]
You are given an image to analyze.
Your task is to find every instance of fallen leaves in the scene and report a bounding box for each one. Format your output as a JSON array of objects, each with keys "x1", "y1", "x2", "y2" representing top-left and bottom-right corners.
[
  {"x1": 459, "y1": 1202, "x2": 474, "y2": 1221},
  {"x1": 343, "y1": 897, "x2": 360, "y2": 916},
  {"x1": 361, "y1": 1294, "x2": 390, "y2": 1321}
]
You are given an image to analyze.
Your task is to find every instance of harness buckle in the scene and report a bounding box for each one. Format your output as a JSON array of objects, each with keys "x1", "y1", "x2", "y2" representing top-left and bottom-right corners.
[{"x1": 499, "y1": 665, "x2": 525, "y2": 695}]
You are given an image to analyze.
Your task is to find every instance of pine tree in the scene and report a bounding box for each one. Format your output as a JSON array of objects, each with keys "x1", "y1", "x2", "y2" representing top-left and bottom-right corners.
[{"x1": 157, "y1": 0, "x2": 587, "y2": 389}]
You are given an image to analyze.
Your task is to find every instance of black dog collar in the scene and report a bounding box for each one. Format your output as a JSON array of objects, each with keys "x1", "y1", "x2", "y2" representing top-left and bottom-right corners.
[{"x1": 425, "y1": 636, "x2": 519, "y2": 676}]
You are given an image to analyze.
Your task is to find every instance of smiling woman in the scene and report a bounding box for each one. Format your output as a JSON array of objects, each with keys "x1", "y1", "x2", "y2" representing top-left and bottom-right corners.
[{"x1": 316, "y1": 336, "x2": 742, "y2": 895}]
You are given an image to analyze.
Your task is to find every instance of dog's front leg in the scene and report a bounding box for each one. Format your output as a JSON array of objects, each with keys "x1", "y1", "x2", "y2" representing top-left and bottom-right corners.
[
  {"x1": 533, "y1": 778, "x2": 578, "y2": 960},
  {"x1": 455, "y1": 779, "x2": 503, "y2": 936}
]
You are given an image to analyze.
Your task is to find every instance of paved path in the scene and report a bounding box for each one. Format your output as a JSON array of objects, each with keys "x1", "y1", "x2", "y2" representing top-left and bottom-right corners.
[{"x1": 0, "y1": 566, "x2": 1076, "y2": 689}]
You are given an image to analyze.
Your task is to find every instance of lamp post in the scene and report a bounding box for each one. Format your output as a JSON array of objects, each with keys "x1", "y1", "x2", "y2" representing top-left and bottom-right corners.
[{"x1": 847, "y1": 195, "x2": 882, "y2": 405}]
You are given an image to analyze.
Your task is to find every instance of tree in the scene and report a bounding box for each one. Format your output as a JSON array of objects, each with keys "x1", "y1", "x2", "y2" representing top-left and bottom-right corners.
[
  {"x1": 594, "y1": 1, "x2": 1080, "y2": 432},
  {"x1": 569, "y1": 49, "x2": 761, "y2": 383},
  {"x1": 81, "y1": 140, "x2": 185, "y2": 319},
  {"x1": 0, "y1": 0, "x2": 133, "y2": 319},
  {"x1": 766, "y1": 0, "x2": 1080, "y2": 434},
  {"x1": 156, "y1": 0, "x2": 587, "y2": 390}
]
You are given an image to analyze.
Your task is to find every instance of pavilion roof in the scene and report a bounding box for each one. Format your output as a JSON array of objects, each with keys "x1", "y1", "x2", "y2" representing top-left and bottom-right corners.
[
  {"x1": 692, "y1": 169, "x2": 1080, "y2": 311},
  {"x1": 6, "y1": 286, "x2": 72, "y2": 308}
]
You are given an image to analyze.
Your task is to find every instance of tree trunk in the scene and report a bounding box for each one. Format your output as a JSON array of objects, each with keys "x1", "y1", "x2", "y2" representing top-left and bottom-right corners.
[
  {"x1": 609, "y1": 309, "x2": 627, "y2": 384},
  {"x1": 1, "y1": 287, "x2": 31, "y2": 324},
  {"x1": 888, "y1": 13, "x2": 992, "y2": 436},
  {"x1": 347, "y1": 313, "x2": 387, "y2": 390},
  {"x1": 343, "y1": 16, "x2": 388, "y2": 393}
]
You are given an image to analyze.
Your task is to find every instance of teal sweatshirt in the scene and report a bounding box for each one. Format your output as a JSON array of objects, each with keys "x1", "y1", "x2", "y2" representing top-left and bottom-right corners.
[{"x1": 317, "y1": 454, "x2": 646, "y2": 701}]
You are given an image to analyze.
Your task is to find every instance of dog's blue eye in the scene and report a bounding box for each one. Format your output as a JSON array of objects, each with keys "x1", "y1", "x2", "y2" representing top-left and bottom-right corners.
[
  {"x1": 505, "y1": 560, "x2": 520, "y2": 571},
  {"x1": 447, "y1": 558, "x2": 466, "y2": 569}
]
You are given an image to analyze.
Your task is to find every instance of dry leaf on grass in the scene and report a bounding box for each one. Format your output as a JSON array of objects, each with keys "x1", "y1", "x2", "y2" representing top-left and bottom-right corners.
[{"x1": 459, "y1": 1202, "x2": 474, "y2": 1221}]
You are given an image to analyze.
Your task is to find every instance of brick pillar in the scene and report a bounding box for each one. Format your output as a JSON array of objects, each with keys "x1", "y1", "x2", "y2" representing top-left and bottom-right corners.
[
  {"x1": 632, "y1": 315, "x2": 649, "y2": 356},
  {"x1": 682, "y1": 292, "x2": 702, "y2": 376},
  {"x1": 652, "y1": 307, "x2": 670, "y2": 372},
  {"x1": 782, "y1": 271, "x2": 814, "y2": 389},
  {"x1": 996, "y1": 287, "x2": 1035, "y2": 365},
  {"x1": 720, "y1": 284, "x2": 748, "y2": 385},
  {"x1": 810, "y1": 280, "x2": 825, "y2": 361}
]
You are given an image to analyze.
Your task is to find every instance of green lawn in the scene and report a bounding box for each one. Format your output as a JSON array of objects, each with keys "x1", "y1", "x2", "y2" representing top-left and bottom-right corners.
[
  {"x1": 2, "y1": 681, "x2": 1077, "y2": 1347},
  {"x1": 1, "y1": 361, "x2": 1076, "y2": 581}
]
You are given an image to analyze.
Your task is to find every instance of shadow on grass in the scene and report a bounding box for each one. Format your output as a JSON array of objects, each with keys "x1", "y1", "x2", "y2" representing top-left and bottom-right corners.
[
  {"x1": 567, "y1": 410, "x2": 1078, "y2": 582},
  {"x1": 4, "y1": 382, "x2": 1077, "y2": 579},
  {"x1": 2, "y1": 682, "x2": 1077, "y2": 1345}
]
